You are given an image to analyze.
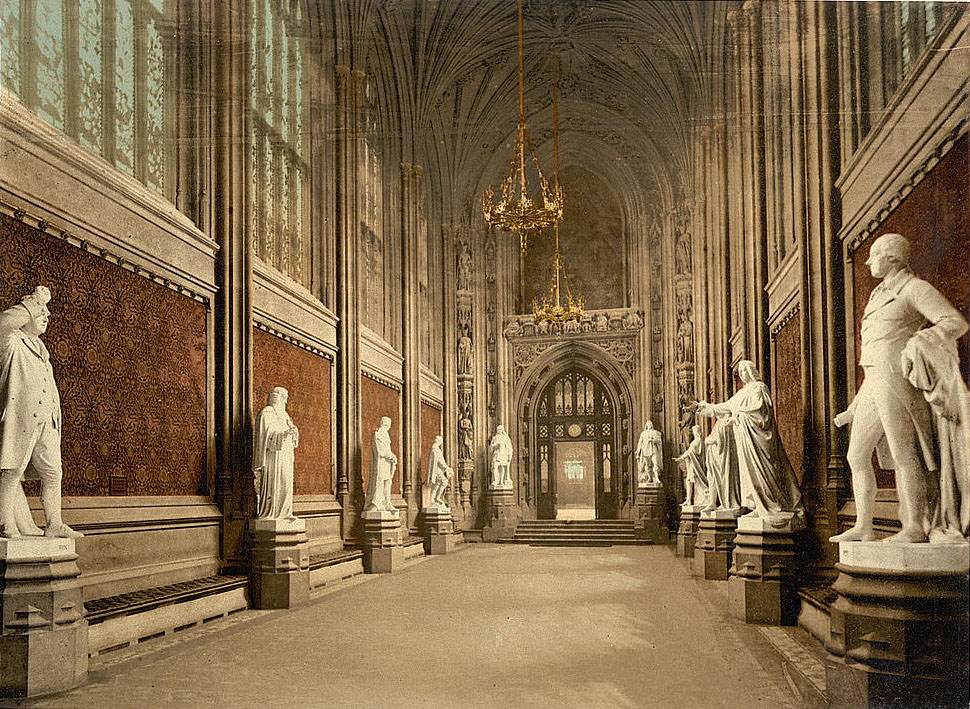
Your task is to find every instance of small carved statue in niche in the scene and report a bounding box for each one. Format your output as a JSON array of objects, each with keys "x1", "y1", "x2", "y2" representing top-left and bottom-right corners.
[
  {"x1": 488, "y1": 424, "x2": 514, "y2": 489},
  {"x1": 594, "y1": 313, "x2": 609, "y2": 331},
  {"x1": 675, "y1": 232, "x2": 692, "y2": 275},
  {"x1": 457, "y1": 335, "x2": 473, "y2": 375},
  {"x1": 458, "y1": 417, "x2": 473, "y2": 460},
  {"x1": 674, "y1": 424, "x2": 708, "y2": 507},
  {"x1": 0, "y1": 286, "x2": 82, "y2": 538},
  {"x1": 831, "y1": 233, "x2": 969, "y2": 544},
  {"x1": 253, "y1": 387, "x2": 301, "y2": 527},
  {"x1": 676, "y1": 319, "x2": 694, "y2": 363},
  {"x1": 364, "y1": 416, "x2": 398, "y2": 516},
  {"x1": 456, "y1": 242, "x2": 472, "y2": 292},
  {"x1": 695, "y1": 360, "x2": 804, "y2": 529},
  {"x1": 423, "y1": 435, "x2": 452, "y2": 510},
  {"x1": 635, "y1": 420, "x2": 663, "y2": 485}
]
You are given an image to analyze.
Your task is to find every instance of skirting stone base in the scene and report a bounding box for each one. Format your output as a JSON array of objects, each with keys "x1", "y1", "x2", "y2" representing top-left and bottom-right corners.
[
  {"x1": 635, "y1": 483, "x2": 668, "y2": 543},
  {"x1": 422, "y1": 507, "x2": 459, "y2": 555},
  {"x1": 482, "y1": 488, "x2": 518, "y2": 542},
  {"x1": 0, "y1": 538, "x2": 88, "y2": 698},
  {"x1": 825, "y1": 540, "x2": 969, "y2": 709},
  {"x1": 676, "y1": 506, "x2": 702, "y2": 558},
  {"x1": 250, "y1": 518, "x2": 310, "y2": 610},
  {"x1": 692, "y1": 509, "x2": 740, "y2": 580},
  {"x1": 425, "y1": 533, "x2": 461, "y2": 555},
  {"x1": 728, "y1": 515, "x2": 798, "y2": 625},
  {"x1": 362, "y1": 512, "x2": 404, "y2": 574}
]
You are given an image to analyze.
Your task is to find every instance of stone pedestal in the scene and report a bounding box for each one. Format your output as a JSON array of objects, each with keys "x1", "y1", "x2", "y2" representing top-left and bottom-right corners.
[
  {"x1": 676, "y1": 505, "x2": 703, "y2": 558},
  {"x1": 825, "y1": 541, "x2": 969, "y2": 709},
  {"x1": 692, "y1": 508, "x2": 741, "y2": 580},
  {"x1": 481, "y1": 488, "x2": 518, "y2": 542},
  {"x1": 0, "y1": 538, "x2": 87, "y2": 698},
  {"x1": 422, "y1": 507, "x2": 460, "y2": 555},
  {"x1": 728, "y1": 515, "x2": 798, "y2": 625},
  {"x1": 635, "y1": 482, "x2": 669, "y2": 543},
  {"x1": 250, "y1": 518, "x2": 310, "y2": 609},
  {"x1": 362, "y1": 511, "x2": 404, "y2": 573}
]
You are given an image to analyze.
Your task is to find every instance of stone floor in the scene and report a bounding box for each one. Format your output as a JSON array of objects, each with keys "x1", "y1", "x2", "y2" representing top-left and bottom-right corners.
[{"x1": 11, "y1": 544, "x2": 807, "y2": 709}]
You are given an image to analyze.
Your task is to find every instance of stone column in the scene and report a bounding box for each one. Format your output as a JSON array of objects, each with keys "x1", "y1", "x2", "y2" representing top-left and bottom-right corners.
[
  {"x1": 727, "y1": 516, "x2": 798, "y2": 625},
  {"x1": 0, "y1": 538, "x2": 87, "y2": 698},
  {"x1": 481, "y1": 488, "x2": 518, "y2": 542},
  {"x1": 422, "y1": 507, "x2": 460, "y2": 555},
  {"x1": 635, "y1": 482, "x2": 669, "y2": 543},
  {"x1": 249, "y1": 519, "x2": 310, "y2": 609},
  {"x1": 825, "y1": 542, "x2": 969, "y2": 708},
  {"x1": 692, "y1": 508, "x2": 741, "y2": 580},
  {"x1": 676, "y1": 504, "x2": 703, "y2": 558},
  {"x1": 362, "y1": 511, "x2": 404, "y2": 573}
]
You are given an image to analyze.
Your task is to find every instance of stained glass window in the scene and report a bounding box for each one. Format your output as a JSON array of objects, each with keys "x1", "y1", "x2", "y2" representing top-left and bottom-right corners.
[
  {"x1": 1, "y1": 0, "x2": 172, "y2": 195},
  {"x1": 249, "y1": 0, "x2": 311, "y2": 290}
]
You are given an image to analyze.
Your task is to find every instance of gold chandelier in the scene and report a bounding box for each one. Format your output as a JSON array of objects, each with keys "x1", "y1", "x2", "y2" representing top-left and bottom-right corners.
[
  {"x1": 532, "y1": 80, "x2": 583, "y2": 331},
  {"x1": 482, "y1": 0, "x2": 563, "y2": 253}
]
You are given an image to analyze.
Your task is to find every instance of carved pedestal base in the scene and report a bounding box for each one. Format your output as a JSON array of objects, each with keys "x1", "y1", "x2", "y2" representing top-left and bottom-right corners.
[
  {"x1": 692, "y1": 509, "x2": 741, "y2": 580},
  {"x1": 422, "y1": 507, "x2": 461, "y2": 555},
  {"x1": 728, "y1": 515, "x2": 798, "y2": 625},
  {"x1": 635, "y1": 483, "x2": 669, "y2": 543},
  {"x1": 362, "y1": 511, "x2": 404, "y2": 574},
  {"x1": 825, "y1": 541, "x2": 969, "y2": 709},
  {"x1": 250, "y1": 518, "x2": 310, "y2": 610},
  {"x1": 0, "y1": 538, "x2": 87, "y2": 698},
  {"x1": 482, "y1": 488, "x2": 518, "y2": 542},
  {"x1": 676, "y1": 505, "x2": 703, "y2": 558}
]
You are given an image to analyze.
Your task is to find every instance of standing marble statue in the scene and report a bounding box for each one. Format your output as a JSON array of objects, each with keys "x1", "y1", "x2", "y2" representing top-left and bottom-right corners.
[
  {"x1": 488, "y1": 425, "x2": 513, "y2": 489},
  {"x1": 702, "y1": 414, "x2": 742, "y2": 512},
  {"x1": 364, "y1": 416, "x2": 398, "y2": 515},
  {"x1": 423, "y1": 435, "x2": 452, "y2": 510},
  {"x1": 674, "y1": 424, "x2": 708, "y2": 506},
  {"x1": 635, "y1": 421, "x2": 664, "y2": 485},
  {"x1": 696, "y1": 360, "x2": 805, "y2": 528},
  {"x1": 0, "y1": 286, "x2": 81, "y2": 539},
  {"x1": 253, "y1": 387, "x2": 300, "y2": 526},
  {"x1": 831, "y1": 233, "x2": 968, "y2": 544}
]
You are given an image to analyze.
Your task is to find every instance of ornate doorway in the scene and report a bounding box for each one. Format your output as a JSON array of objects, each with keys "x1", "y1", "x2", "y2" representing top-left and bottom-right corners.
[{"x1": 534, "y1": 369, "x2": 619, "y2": 519}]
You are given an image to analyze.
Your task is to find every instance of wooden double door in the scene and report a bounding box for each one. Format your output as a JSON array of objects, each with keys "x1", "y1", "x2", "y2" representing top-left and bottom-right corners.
[{"x1": 534, "y1": 369, "x2": 619, "y2": 519}]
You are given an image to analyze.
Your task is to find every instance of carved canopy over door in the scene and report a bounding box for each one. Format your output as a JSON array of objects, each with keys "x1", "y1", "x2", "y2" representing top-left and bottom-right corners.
[{"x1": 534, "y1": 369, "x2": 619, "y2": 519}]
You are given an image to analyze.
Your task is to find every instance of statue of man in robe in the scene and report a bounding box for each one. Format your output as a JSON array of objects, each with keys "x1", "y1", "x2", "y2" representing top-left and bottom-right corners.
[
  {"x1": 423, "y1": 435, "x2": 452, "y2": 509},
  {"x1": 696, "y1": 360, "x2": 805, "y2": 529},
  {"x1": 488, "y1": 425, "x2": 513, "y2": 489},
  {"x1": 364, "y1": 416, "x2": 398, "y2": 516},
  {"x1": 674, "y1": 424, "x2": 707, "y2": 507},
  {"x1": 831, "y1": 233, "x2": 968, "y2": 543},
  {"x1": 0, "y1": 286, "x2": 82, "y2": 539},
  {"x1": 702, "y1": 413, "x2": 742, "y2": 513},
  {"x1": 635, "y1": 420, "x2": 664, "y2": 485},
  {"x1": 253, "y1": 387, "x2": 300, "y2": 527}
]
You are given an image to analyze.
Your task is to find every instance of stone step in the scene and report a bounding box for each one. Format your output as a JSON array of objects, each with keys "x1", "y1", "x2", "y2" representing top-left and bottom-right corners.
[
  {"x1": 511, "y1": 531, "x2": 638, "y2": 538},
  {"x1": 499, "y1": 537, "x2": 648, "y2": 546}
]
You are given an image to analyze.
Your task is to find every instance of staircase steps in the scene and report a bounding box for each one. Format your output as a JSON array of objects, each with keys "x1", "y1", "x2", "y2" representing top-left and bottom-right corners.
[{"x1": 500, "y1": 520, "x2": 647, "y2": 546}]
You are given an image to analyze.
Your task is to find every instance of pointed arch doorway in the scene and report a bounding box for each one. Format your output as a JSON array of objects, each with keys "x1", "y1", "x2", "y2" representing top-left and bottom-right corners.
[{"x1": 533, "y1": 368, "x2": 620, "y2": 520}]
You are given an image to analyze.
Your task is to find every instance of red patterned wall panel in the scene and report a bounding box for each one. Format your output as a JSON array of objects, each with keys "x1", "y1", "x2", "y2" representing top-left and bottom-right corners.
[
  {"x1": 0, "y1": 214, "x2": 207, "y2": 497},
  {"x1": 852, "y1": 135, "x2": 970, "y2": 389},
  {"x1": 360, "y1": 376, "x2": 402, "y2": 494},
  {"x1": 252, "y1": 328, "x2": 332, "y2": 496},
  {"x1": 419, "y1": 402, "x2": 442, "y2": 484},
  {"x1": 772, "y1": 313, "x2": 804, "y2": 484}
]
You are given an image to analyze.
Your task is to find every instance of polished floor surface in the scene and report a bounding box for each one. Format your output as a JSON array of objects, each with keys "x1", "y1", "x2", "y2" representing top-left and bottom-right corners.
[{"x1": 15, "y1": 544, "x2": 802, "y2": 709}]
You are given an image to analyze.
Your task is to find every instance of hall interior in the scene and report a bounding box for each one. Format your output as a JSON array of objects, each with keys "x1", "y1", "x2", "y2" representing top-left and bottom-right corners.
[{"x1": 0, "y1": 0, "x2": 967, "y2": 706}]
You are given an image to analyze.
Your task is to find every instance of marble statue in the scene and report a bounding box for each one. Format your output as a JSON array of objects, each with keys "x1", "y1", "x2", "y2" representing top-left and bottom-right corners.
[
  {"x1": 364, "y1": 416, "x2": 398, "y2": 516},
  {"x1": 488, "y1": 425, "x2": 513, "y2": 489},
  {"x1": 457, "y1": 335, "x2": 473, "y2": 375},
  {"x1": 831, "y1": 233, "x2": 968, "y2": 544},
  {"x1": 253, "y1": 387, "x2": 300, "y2": 526},
  {"x1": 696, "y1": 360, "x2": 805, "y2": 528},
  {"x1": 674, "y1": 424, "x2": 708, "y2": 507},
  {"x1": 635, "y1": 421, "x2": 664, "y2": 485},
  {"x1": 0, "y1": 286, "x2": 82, "y2": 539},
  {"x1": 423, "y1": 435, "x2": 453, "y2": 510},
  {"x1": 702, "y1": 414, "x2": 742, "y2": 512}
]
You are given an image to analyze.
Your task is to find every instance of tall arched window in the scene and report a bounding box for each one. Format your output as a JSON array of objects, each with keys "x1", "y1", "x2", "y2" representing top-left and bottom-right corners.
[
  {"x1": 249, "y1": 0, "x2": 311, "y2": 289},
  {"x1": 1, "y1": 0, "x2": 173, "y2": 194}
]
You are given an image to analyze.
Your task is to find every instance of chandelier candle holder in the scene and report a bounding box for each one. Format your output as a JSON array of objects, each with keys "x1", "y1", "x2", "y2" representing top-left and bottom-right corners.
[
  {"x1": 482, "y1": 0, "x2": 563, "y2": 253},
  {"x1": 532, "y1": 222, "x2": 584, "y2": 331}
]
